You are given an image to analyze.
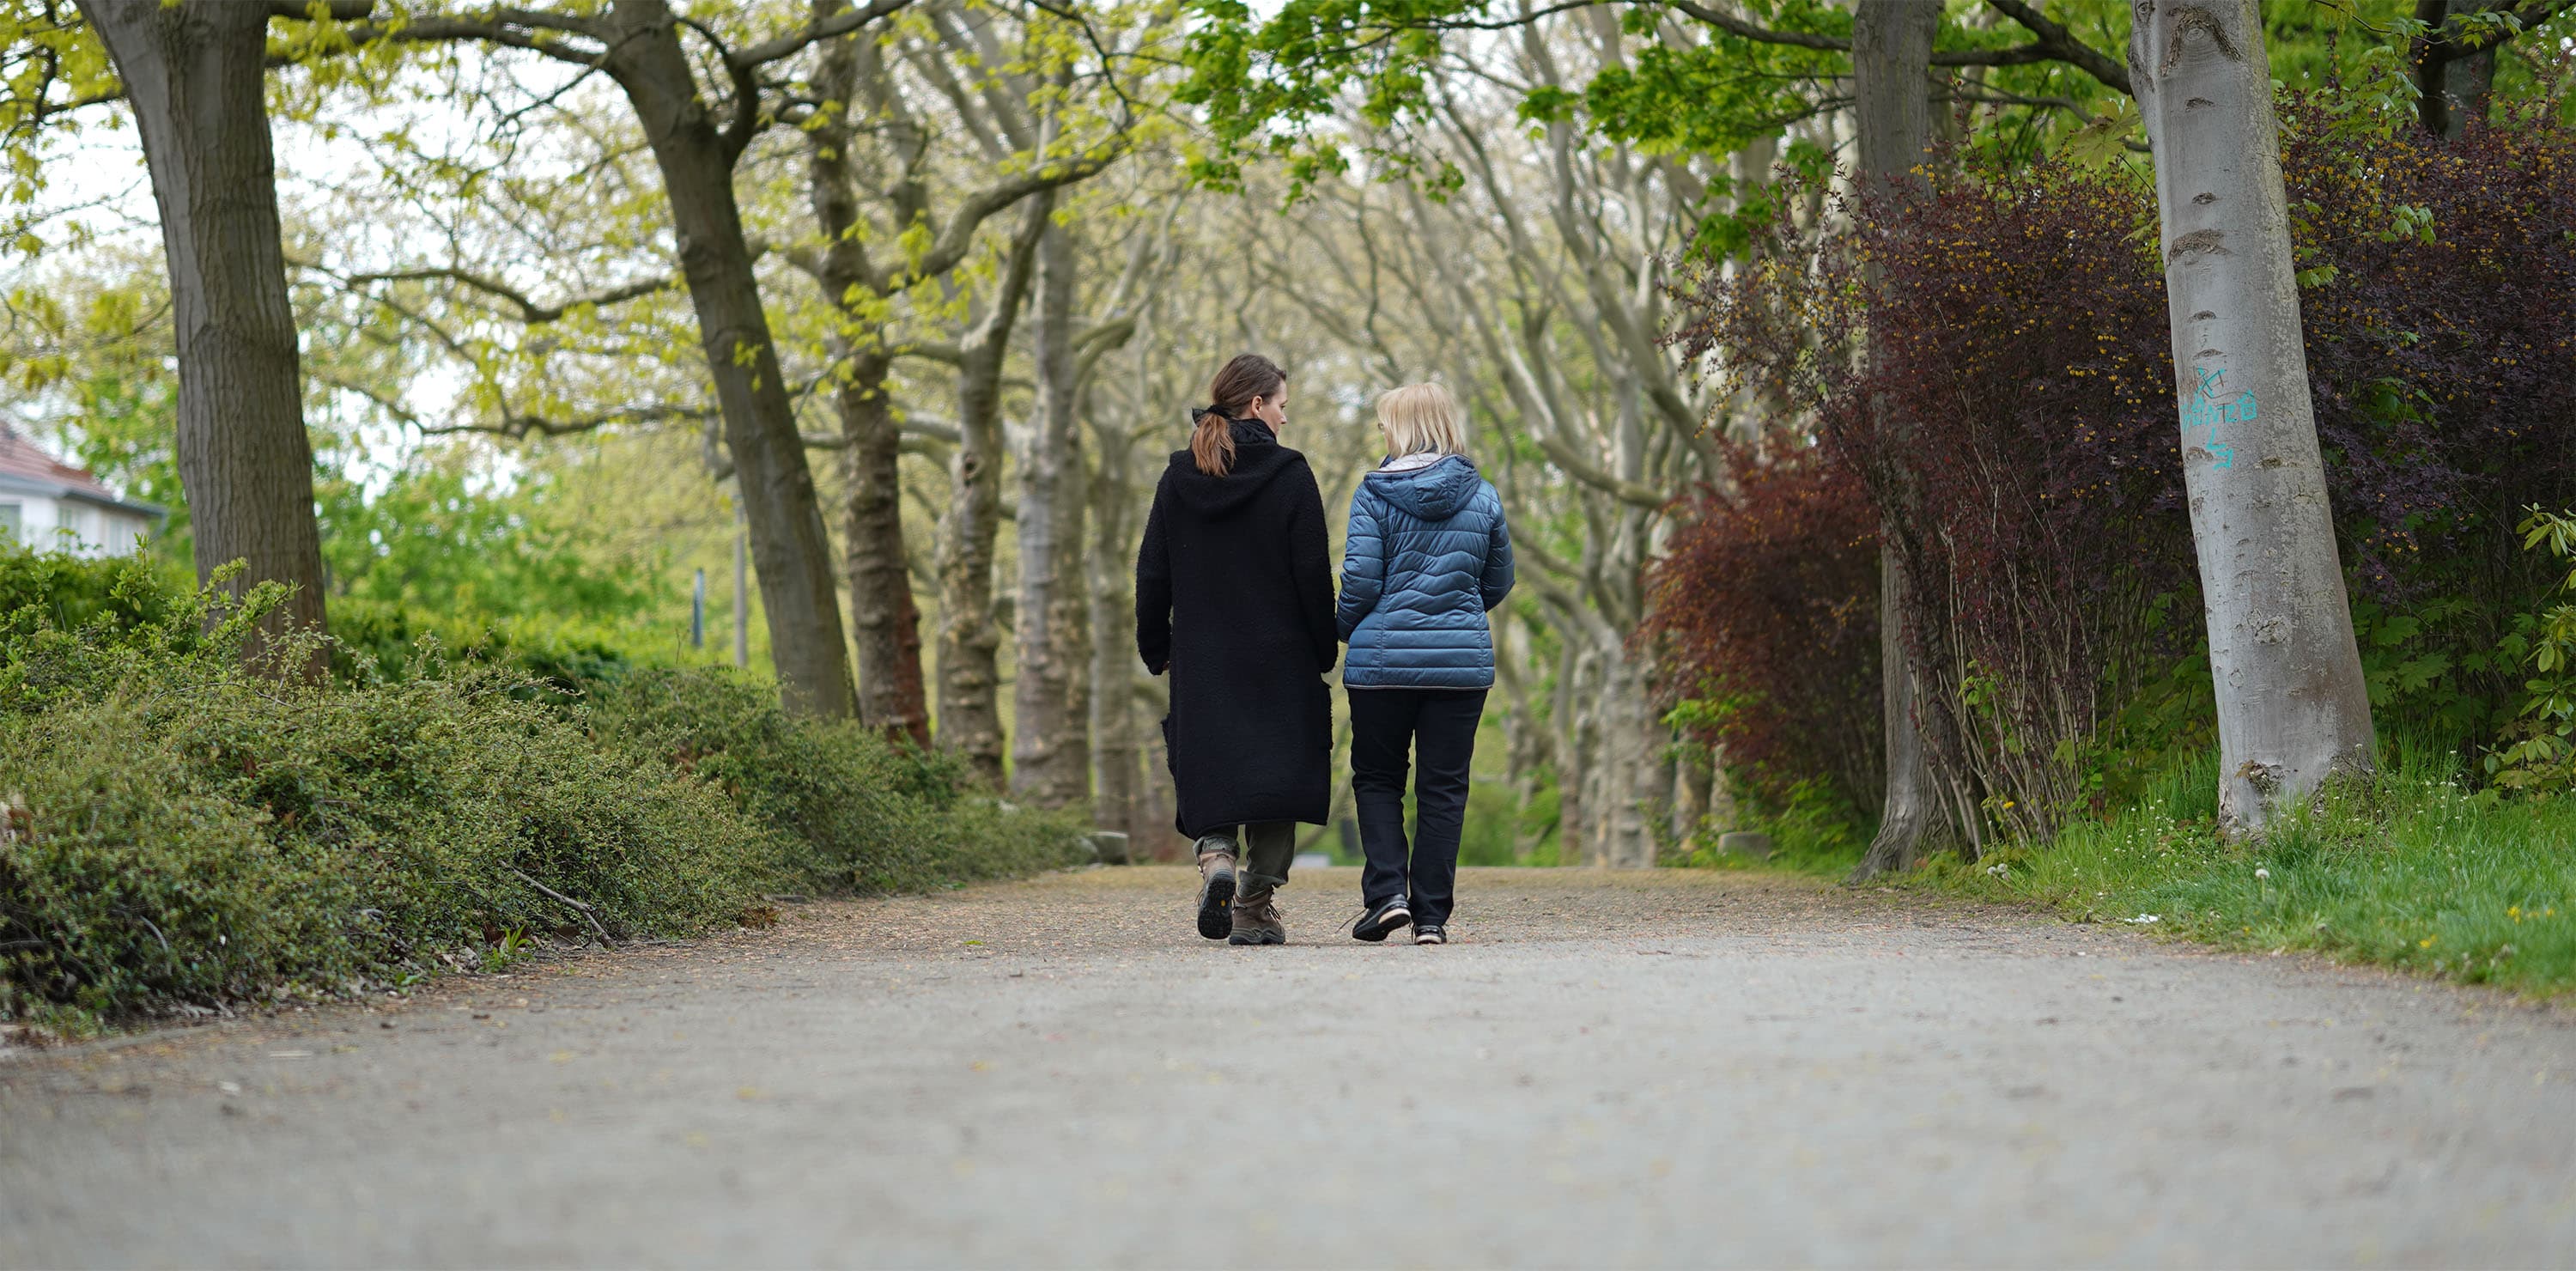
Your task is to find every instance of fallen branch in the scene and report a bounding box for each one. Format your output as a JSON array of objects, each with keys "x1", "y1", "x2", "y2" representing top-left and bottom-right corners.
[{"x1": 506, "y1": 867, "x2": 617, "y2": 948}]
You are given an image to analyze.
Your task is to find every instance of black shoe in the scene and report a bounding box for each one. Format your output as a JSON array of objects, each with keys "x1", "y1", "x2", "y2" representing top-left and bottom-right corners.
[
  {"x1": 1351, "y1": 897, "x2": 1413, "y2": 943},
  {"x1": 1413, "y1": 923, "x2": 1448, "y2": 946},
  {"x1": 1195, "y1": 852, "x2": 1236, "y2": 940}
]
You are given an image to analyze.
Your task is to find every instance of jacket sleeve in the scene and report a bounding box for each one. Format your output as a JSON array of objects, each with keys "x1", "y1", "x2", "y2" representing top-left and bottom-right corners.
[
  {"x1": 1135, "y1": 478, "x2": 1173, "y2": 675},
  {"x1": 1286, "y1": 459, "x2": 1339, "y2": 672},
  {"x1": 1479, "y1": 487, "x2": 1516, "y2": 613},
  {"x1": 1335, "y1": 485, "x2": 1386, "y2": 642}
]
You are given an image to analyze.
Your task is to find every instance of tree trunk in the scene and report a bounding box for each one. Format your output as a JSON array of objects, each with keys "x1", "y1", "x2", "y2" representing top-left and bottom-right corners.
[
  {"x1": 1008, "y1": 220, "x2": 1091, "y2": 806},
  {"x1": 935, "y1": 389, "x2": 1009, "y2": 789},
  {"x1": 1631, "y1": 683, "x2": 1670, "y2": 867},
  {"x1": 605, "y1": 2, "x2": 854, "y2": 717},
  {"x1": 2412, "y1": 0, "x2": 2500, "y2": 140},
  {"x1": 732, "y1": 502, "x2": 750, "y2": 668},
  {"x1": 1845, "y1": 0, "x2": 1941, "y2": 884},
  {"x1": 2131, "y1": 0, "x2": 2377, "y2": 837},
  {"x1": 1494, "y1": 615, "x2": 1546, "y2": 859},
  {"x1": 803, "y1": 14, "x2": 932, "y2": 742},
  {"x1": 935, "y1": 196, "x2": 1049, "y2": 788},
  {"x1": 1086, "y1": 409, "x2": 1141, "y2": 840},
  {"x1": 80, "y1": 0, "x2": 328, "y2": 669},
  {"x1": 835, "y1": 361, "x2": 931, "y2": 743},
  {"x1": 1588, "y1": 649, "x2": 1657, "y2": 868},
  {"x1": 1554, "y1": 642, "x2": 1593, "y2": 866},
  {"x1": 1672, "y1": 741, "x2": 1712, "y2": 848}
]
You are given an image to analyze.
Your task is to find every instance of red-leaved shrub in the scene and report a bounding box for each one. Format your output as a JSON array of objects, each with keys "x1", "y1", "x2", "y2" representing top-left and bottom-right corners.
[
  {"x1": 1638, "y1": 438, "x2": 1881, "y2": 812},
  {"x1": 1661, "y1": 86, "x2": 2576, "y2": 840}
]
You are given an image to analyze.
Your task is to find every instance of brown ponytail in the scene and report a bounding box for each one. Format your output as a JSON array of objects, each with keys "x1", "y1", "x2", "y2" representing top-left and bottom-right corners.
[{"x1": 1190, "y1": 353, "x2": 1285, "y2": 477}]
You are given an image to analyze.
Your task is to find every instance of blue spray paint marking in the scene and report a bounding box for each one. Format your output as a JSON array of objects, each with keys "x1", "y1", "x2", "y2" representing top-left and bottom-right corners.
[{"x1": 2180, "y1": 366, "x2": 2255, "y2": 470}]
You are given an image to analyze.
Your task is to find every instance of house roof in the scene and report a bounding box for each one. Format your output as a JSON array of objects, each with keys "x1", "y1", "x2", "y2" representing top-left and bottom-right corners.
[{"x1": 0, "y1": 423, "x2": 166, "y2": 520}]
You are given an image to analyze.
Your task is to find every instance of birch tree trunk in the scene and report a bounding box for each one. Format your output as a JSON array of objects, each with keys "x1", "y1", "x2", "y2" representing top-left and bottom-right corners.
[
  {"x1": 2130, "y1": 0, "x2": 2376, "y2": 837},
  {"x1": 1846, "y1": 0, "x2": 1942, "y2": 883},
  {"x1": 936, "y1": 196, "x2": 1049, "y2": 788},
  {"x1": 79, "y1": 0, "x2": 329, "y2": 669},
  {"x1": 1009, "y1": 220, "x2": 1091, "y2": 806}
]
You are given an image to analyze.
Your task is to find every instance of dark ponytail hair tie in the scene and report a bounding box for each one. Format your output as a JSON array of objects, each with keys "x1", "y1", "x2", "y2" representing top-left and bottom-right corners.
[{"x1": 1189, "y1": 405, "x2": 1220, "y2": 423}]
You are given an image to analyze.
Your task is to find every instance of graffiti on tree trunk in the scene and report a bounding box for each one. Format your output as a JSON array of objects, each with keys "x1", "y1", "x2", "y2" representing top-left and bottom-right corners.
[{"x1": 2182, "y1": 364, "x2": 2256, "y2": 469}]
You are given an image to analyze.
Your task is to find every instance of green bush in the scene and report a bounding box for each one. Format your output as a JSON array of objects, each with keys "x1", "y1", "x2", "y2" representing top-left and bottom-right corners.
[
  {"x1": 328, "y1": 597, "x2": 641, "y2": 693},
  {"x1": 0, "y1": 587, "x2": 775, "y2": 1030},
  {"x1": 1, "y1": 712, "x2": 367, "y2": 1020},
  {"x1": 0, "y1": 561, "x2": 1084, "y2": 1031},
  {"x1": 586, "y1": 667, "x2": 1089, "y2": 894},
  {"x1": 0, "y1": 545, "x2": 195, "y2": 672}
]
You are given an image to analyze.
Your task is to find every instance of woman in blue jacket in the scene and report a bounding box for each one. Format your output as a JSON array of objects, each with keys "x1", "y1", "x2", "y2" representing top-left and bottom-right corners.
[{"x1": 1336, "y1": 382, "x2": 1514, "y2": 946}]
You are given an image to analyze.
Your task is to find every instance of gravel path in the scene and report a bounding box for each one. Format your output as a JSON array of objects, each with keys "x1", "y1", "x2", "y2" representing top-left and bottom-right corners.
[{"x1": 4, "y1": 866, "x2": 2572, "y2": 1268}]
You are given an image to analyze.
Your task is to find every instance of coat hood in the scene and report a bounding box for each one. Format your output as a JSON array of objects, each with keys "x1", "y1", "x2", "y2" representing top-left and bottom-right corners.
[
  {"x1": 1162, "y1": 418, "x2": 1305, "y2": 518},
  {"x1": 1364, "y1": 454, "x2": 1482, "y2": 520}
]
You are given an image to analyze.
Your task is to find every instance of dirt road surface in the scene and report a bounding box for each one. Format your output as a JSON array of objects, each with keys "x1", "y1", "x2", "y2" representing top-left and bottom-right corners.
[{"x1": 4, "y1": 867, "x2": 2571, "y2": 1268}]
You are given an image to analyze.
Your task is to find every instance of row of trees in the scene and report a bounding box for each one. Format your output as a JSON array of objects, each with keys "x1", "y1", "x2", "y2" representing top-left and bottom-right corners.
[{"x1": 6, "y1": 0, "x2": 2571, "y2": 864}]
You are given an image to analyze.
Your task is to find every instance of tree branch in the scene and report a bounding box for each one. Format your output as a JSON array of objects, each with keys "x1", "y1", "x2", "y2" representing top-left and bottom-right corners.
[
  {"x1": 454, "y1": 404, "x2": 714, "y2": 440},
  {"x1": 901, "y1": 149, "x2": 1125, "y2": 289},
  {"x1": 732, "y1": 0, "x2": 918, "y2": 69},
  {"x1": 1530, "y1": 429, "x2": 1670, "y2": 511},
  {"x1": 264, "y1": 1, "x2": 374, "y2": 19},
  {"x1": 2425, "y1": 0, "x2": 2576, "y2": 51},
  {"x1": 341, "y1": 9, "x2": 617, "y2": 70},
  {"x1": 338, "y1": 265, "x2": 676, "y2": 324},
  {"x1": 1660, "y1": 0, "x2": 2133, "y2": 95},
  {"x1": 1979, "y1": 0, "x2": 2132, "y2": 95}
]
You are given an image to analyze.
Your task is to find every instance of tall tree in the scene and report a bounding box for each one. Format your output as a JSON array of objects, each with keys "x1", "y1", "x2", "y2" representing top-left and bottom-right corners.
[
  {"x1": 1845, "y1": 0, "x2": 1942, "y2": 884},
  {"x1": 2131, "y1": 0, "x2": 2375, "y2": 836},
  {"x1": 357, "y1": 0, "x2": 920, "y2": 717},
  {"x1": 1010, "y1": 218, "x2": 1088, "y2": 805},
  {"x1": 74, "y1": 0, "x2": 335, "y2": 665},
  {"x1": 935, "y1": 194, "x2": 1048, "y2": 788},
  {"x1": 1009, "y1": 218, "x2": 1131, "y2": 806},
  {"x1": 794, "y1": 0, "x2": 1126, "y2": 742}
]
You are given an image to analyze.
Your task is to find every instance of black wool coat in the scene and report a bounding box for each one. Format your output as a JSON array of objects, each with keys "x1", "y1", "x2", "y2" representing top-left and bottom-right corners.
[{"x1": 1135, "y1": 418, "x2": 1339, "y2": 838}]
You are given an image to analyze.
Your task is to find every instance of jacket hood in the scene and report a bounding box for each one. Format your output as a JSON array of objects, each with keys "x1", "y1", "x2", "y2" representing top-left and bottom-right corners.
[
  {"x1": 1364, "y1": 454, "x2": 1482, "y2": 520},
  {"x1": 1162, "y1": 417, "x2": 1304, "y2": 517}
]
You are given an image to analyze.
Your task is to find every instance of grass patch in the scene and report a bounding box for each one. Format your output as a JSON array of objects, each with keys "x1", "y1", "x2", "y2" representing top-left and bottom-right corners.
[
  {"x1": 1683, "y1": 780, "x2": 1869, "y2": 879},
  {"x1": 1913, "y1": 740, "x2": 2576, "y2": 994}
]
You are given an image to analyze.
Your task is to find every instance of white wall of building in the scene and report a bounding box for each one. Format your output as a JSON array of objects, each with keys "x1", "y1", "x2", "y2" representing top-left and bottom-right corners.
[{"x1": 0, "y1": 492, "x2": 155, "y2": 557}]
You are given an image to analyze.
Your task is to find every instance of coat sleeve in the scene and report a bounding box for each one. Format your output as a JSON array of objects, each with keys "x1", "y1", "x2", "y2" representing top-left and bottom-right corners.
[
  {"x1": 1135, "y1": 477, "x2": 1173, "y2": 675},
  {"x1": 1334, "y1": 484, "x2": 1386, "y2": 642},
  {"x1": 1287, "y1": 460, "x2": 1339, "y2": 672},
  {"x1": 1479, "y1": 487, "x2": 1516, "y2": 613}
]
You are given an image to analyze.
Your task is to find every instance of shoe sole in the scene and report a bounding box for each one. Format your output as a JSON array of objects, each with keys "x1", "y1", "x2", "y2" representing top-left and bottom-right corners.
[
  {"x1": 1352, "y1": 904, "x2": 1412, "y2": 942},
  {"x1": 1196, "y1": 869, "x2": 1236, "y2": 940},
  {"x1": 1415, "y1": 931, "x2": 1447, "y2": 945},
  {"x1": 1227, "y1": 930, "x2": 1286, "y2": 946}
]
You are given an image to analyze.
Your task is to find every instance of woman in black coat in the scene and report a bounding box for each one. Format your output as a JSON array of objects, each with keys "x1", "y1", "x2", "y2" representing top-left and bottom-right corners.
[{"x1": 1135, "y1": 353, "x2": 1337, "y2": 946}]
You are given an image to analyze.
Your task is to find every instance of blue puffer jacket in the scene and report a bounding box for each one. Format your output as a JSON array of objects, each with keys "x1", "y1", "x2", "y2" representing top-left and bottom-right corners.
[{"x1": 1336, "y1": 454, "x2": 1516, "y2": 689}]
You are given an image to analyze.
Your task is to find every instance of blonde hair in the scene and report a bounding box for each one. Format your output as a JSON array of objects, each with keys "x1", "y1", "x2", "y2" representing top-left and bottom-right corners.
[{"x1": 1374, "y1": 382, "x2": 1468, "y2": 459}]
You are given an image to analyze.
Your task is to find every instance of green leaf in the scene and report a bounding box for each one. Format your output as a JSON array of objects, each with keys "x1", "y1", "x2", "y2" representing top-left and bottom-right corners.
[{"x1": 2060, "y1": 100, "x2": 2141, "y2": 170}]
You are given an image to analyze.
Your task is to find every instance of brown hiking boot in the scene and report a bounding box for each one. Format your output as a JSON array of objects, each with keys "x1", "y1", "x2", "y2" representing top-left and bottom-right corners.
[
  {"x1": 1194, "y1": 840, "x2": 1236, "y2": 940},
  {"x1": 1227, "y1": 881, "x2": 1286, "y2": 946}
]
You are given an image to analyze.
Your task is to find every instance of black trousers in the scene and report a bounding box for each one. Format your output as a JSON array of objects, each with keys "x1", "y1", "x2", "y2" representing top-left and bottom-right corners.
[{"x1": 1348, "y1": 687, "x2": 1486, "y2": 926}]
